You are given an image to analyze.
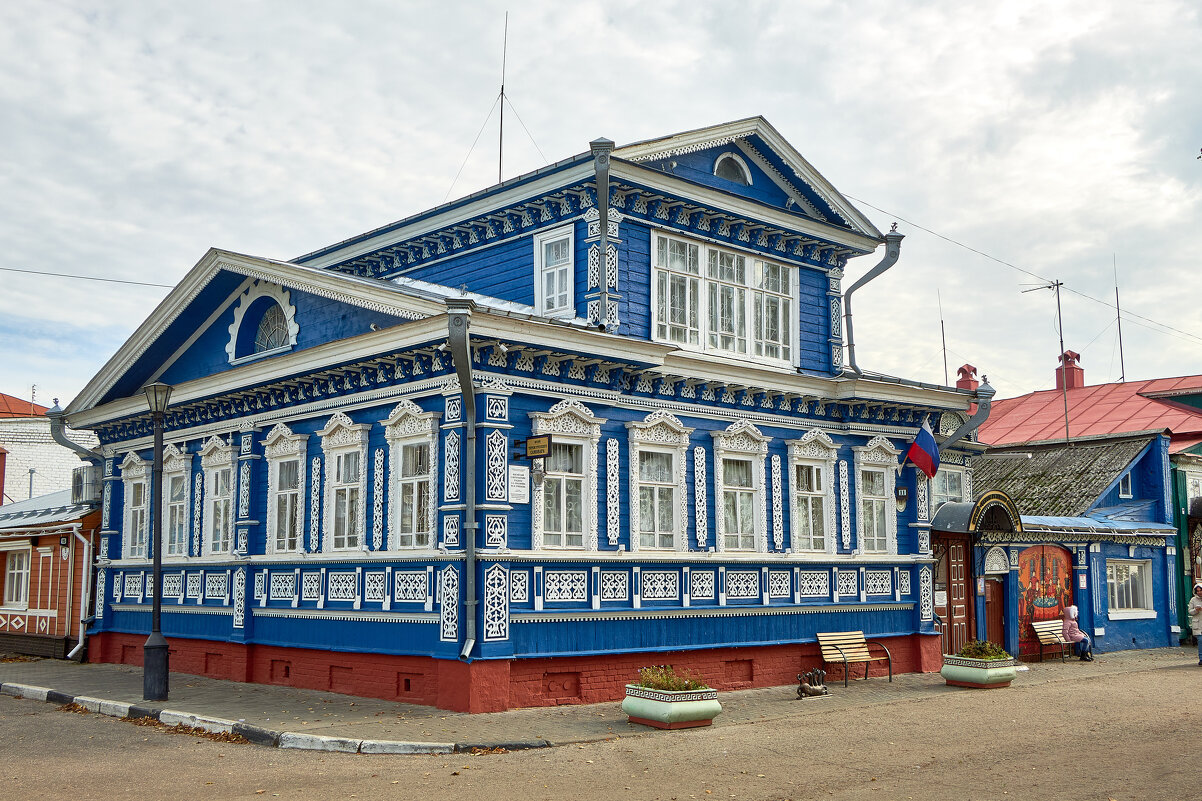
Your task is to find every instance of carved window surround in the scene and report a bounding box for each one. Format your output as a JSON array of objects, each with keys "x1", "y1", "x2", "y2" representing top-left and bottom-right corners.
[
  {"x1": 263, "y1": 423, "x2": 309, "y2": 555},
  {"x1": 317, "y1": 412, "x2": 370, "y2": 553},
  {"x1": 119, "y1": 451, "x2": 149, "y2": 560},
  {"x1": 853, "y1": 435, "x2": 900, "y2": 556},
  {"x1": 786, "y1": 429, "x2": 839, "y2": 557},
  {"x1": 711, "y1": 420, "x2": 771, "y2": 553},
  {"x1": 626, "y1": 411, "x2": 693, "y2": 553},
  {"x1": 381, "y1": 400, "x2": 441, "y2": 551},
  {"x1": 529, "y1": 400, "x2": 604, "y2": 551}
]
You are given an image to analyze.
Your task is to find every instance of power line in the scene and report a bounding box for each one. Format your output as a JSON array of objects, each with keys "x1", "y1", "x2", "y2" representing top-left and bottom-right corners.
[
  {"x1": 0, "y1": 265, "x2": 174, "y2": 289},
  {"x1": 845, "y1": 194, "x2": 1202, "y2": 346}
]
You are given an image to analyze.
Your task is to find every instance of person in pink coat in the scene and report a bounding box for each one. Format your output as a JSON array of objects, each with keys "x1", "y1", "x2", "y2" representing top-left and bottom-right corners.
[{"x1": 1062, "y1": 605, "x2": 1093, "y2": 661}]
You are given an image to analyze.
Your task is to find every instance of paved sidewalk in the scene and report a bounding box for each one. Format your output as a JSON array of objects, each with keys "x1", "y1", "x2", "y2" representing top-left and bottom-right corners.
[{"x1": 2, "y1": 647, "x2": 1197, "y2": 754}]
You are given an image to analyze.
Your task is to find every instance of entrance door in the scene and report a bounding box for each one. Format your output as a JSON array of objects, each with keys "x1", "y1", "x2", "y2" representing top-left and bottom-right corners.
[
  {"x1": 933, "y1": 534, "x2": 973, "y2": 655},
  {"x1": 984, "y1": 577, "x2": 1005, "y2": 646}
]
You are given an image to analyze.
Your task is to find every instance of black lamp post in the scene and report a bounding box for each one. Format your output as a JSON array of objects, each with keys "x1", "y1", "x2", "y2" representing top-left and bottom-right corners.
[{"x1": 143, "y1": 381, "x2": 172, "y2": 701}]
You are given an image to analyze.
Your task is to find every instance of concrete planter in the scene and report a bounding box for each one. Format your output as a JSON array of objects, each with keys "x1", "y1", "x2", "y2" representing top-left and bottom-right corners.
[
  {"x1": 622, "y1": 684, "x2": 723, "y2": 729},
  {"x1": 940, "y1": 655, "x2": 1019, "y2": 689}
]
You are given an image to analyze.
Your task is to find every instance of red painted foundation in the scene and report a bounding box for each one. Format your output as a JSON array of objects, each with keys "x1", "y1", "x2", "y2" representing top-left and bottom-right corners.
[{"x1": 88, "y1": 631, "x2": 941, "y2": 713}]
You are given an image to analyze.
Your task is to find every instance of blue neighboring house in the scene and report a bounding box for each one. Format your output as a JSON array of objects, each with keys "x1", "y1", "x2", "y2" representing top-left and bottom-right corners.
[
  {"x1": 60, "y1": 117, "x2": 992, "y2": 711},
  {"x1": 933, "y1": 431, "x2": 1178, "y2": 659}
]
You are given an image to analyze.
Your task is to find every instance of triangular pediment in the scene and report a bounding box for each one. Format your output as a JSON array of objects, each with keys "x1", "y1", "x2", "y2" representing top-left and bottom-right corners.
[
  {"x1": 65, "y1": 249, "x2": 448, "y2": 418},
  {"x1": 613, "y1": 116, "x2": 881, "y2": 240}
]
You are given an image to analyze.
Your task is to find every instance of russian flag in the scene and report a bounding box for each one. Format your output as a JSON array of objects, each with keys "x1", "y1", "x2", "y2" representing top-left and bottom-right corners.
[{"x1": 903, "y1": 419, "x2": 940, "y2": 479}]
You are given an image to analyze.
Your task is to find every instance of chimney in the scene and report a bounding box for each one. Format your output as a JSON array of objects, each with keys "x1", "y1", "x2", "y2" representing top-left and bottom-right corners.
[
  {"x1": 956, "y1": 364, "x2": 979, "y2": 392},
  {"x1": 1056, "y1": 350, "x2": 1084, "y2": 390}
]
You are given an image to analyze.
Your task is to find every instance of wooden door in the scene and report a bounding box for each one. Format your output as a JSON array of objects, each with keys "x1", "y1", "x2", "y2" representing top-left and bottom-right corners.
[
  {"x1": 933, "y1": 534, "x2": 973, "y2": 655},
  {"x1": 984, "y1": 577, "x2": 1005, "y2": 647},
  {"x1": 1016, "y1": 545, "x2": 1073, "y2": 658}
]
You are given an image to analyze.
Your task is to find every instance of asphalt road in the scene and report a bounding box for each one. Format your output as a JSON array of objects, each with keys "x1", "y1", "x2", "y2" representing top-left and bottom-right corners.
[{"x1": 2, "y1": 663, "x2": 1197, "y2": 801}]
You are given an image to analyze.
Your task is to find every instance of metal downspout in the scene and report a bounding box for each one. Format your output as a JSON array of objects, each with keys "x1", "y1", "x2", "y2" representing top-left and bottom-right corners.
[
  {"x1": 67, "y1": 527, "x2": 92, "y2": 660},
  {"x1": 591, "y1": 138, "x2": 615, "y2": 329},
  {"x1": 446, "y1": 299, "x2": 478, "y2": 660},
  {"x1": 843, "y1": 225, "x2": 904, "y2": 375},
  {"x1": 46, "y1": 403, "x2": 102, "y2": 464}
]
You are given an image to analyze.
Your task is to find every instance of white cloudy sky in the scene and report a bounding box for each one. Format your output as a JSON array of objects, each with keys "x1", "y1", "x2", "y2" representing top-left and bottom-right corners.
[{"x1": 2, "y1": 0, "x2": 1201, "y2": 409}]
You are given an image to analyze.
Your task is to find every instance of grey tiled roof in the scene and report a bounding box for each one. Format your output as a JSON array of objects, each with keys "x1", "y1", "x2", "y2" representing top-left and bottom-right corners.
[{"x1": 970, "y1": 434, "x2": 1153, "y2": 517}]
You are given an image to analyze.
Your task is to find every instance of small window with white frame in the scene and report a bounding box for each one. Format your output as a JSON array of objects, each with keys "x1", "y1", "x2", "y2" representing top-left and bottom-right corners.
[
  {"x1": 534, "y1": 226, "x2": 574, "y2": 317},
  {"x1": 119, "y1": 452, "x2": 149, "y2": 559},
  {"x1": 381, "y1": 400, "x2": 440, "y2": 551},
  {"x1": 714, "y1": 152, "x2": 752, "y2": 186},
  {"x1": 263, "y1": 424, "x2": 309, "y2": 555},
  {"x1": 1, "y1": 545, "x2": 31, "y2": 609},
  {"x1": 627, "y1": 411, "x2": 692, "y2": 552},
  {"x1": 1118, "y1": 472, "x2": 1133, "y2": 499},
  {"x1": 712, "y1": 420, "x2": 771, "y2": 553},
  {"x1": 931, "y1": 468, "x2": 964, "y2": 516},
  {"x1": 1107, "y1": 559, "x2": 1152, "y2": 613},
  {"x1": 529, "y1": 400, "x2": 604, "y2": 551},
  {"x1": 318, "y1": 412, "x2": 370, "y2": 552},
  {"x1": 787, "y1": 430, "x2": 838, "y2": 555},
  {"x1": 853, "y1": 436, "x2": 900, "y2": 555},
  {"x1": 162, "y1": 445, "x2": 191, "y2": 558},
  {"x1": 199, "y1": 436, "x2": 234, "y2": 556}
]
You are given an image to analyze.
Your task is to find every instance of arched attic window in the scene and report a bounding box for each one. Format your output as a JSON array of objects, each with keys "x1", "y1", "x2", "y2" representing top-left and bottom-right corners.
[
  {"x1": 225, "y1": 280, "x2": 299, "y2": 364},
  {"x1": 714, "y1": 152, "x2": 752, "y2": 186}
]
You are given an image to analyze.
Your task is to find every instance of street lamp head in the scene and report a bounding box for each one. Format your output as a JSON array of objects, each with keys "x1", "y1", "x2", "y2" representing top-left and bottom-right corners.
[{"x1": 143, "y1": 382, "x2": 173, "y2": 414}]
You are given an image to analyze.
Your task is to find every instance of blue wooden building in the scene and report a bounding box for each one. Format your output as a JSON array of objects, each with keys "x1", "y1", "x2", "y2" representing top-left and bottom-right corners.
[{"x1": 62, "y1": 118, "x2": 991, "y2": 711}]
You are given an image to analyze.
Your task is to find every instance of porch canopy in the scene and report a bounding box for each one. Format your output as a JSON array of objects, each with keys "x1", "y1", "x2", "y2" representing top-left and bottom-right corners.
[{"x1": 930, "y1": 489, "x2": 1023, "y2": 535}]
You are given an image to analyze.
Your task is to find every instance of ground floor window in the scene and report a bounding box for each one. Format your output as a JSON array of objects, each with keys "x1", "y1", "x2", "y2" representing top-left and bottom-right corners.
[
  {"x1": 2, "y1": 547, "x2": 30, "y2": 608},
  {"x1": 1106, "y1": 560, "x2": 1152, "y2": 612}
]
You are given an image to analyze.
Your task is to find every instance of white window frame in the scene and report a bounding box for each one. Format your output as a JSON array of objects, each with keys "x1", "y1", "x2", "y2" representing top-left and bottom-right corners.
[
  {"x1": 711, "y1": 421, "x2": 771, "y2": 553},
  {"x1": 651, "y1": 231, "x2": 797, "y2": 367},
  {"x1": 119, "y1": 451, "x2": 150, "y2": 560},
  {"x1": 162, "y1": 444, "x2": 191, "y2": 559},
  {"x1": 1106, "y1": 559, "x2": 1154, "y2": 617},
  {"x1": 787, "y1": 430, "x2": 838, "y2": 556},
  {"x1": 225, "y1": 280, "x2": 299, "y2": 365},
  {"x1": 318, "y1": 412, "x2": 370, "y2": 553},
  {"x1": 533, "y1": 226, "x2": 574, "y2": 318},
  {"x1": 627, "y1": 411, "x2": 693, "y2": 552},
  {"x1": 930, "y1": 468, "x2": 965, "y2": 517},
  {"x1": 381, "y1": 400, "x2": 440, "y2": 551},
  {"x1": 263, "y1": 423, "x2": 309, "y2": 555},
  {"x1": 714, "y1": 151, "x2": 753, "y2": 185},
  {"x1": 1118, "y1": 472, "x2": 1133, "y2": 499},
  {"x1": 199, "y1": 435, "x2": 235, "y2": 557},
  {"x1": 529, "y1": 400, "x2": 604, "y2": 551},
  {"x1": 1, "y1": 544, "x2": 31, "y2": 609},
  {"x1": 853, "y1": 436, "x2": 900, "y2": 555}
]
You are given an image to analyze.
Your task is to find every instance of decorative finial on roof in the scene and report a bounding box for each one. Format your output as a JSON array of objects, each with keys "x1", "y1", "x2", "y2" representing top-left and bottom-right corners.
[{"x1": 890, "y1": 222, "x2": 898, "y2": 233}]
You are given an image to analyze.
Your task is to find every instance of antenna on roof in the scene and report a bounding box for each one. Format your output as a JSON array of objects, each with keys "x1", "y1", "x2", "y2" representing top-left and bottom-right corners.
[
  {"x1": 937, "y1": 289, "x2": 948, "y2": 386},
  {"x1": 1023, "y1": 279, "x2": 1071, "y2": 444},
  {"x1": 1114, "y1": 254, "x2": 1126, "y2": 383},
  {"x1": 498, "y1": 11, "x2": 508, "y2": 185}
]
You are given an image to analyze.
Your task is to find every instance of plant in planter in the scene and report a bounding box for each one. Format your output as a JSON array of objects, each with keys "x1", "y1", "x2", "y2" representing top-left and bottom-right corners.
[
  {"x1": 621, "y1": 665, "x2": 723, "y2": 729},
  {"x1": 940, "y1": 639, "x2": 1019, "y2": 689}
]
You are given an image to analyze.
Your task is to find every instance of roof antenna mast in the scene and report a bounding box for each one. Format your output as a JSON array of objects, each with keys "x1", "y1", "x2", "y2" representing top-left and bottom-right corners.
[
  {"x1": 1114, "y1": 254, "x2": 1126, "y2": 382},
  {"x1": 937, "y1": 289, "x2": 948, "y2": 386},
  {"x1": 498, "y1": 11, "x2": 508, "y2": 185},
  {"x1": 1023, "y1": 279, "x2": 1071, "y2": 443}
]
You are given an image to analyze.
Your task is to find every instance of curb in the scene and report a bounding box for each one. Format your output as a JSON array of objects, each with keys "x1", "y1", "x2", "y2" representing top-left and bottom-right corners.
[{"x1": 0, "y1": 682, "x2": 457, "y2": 755}]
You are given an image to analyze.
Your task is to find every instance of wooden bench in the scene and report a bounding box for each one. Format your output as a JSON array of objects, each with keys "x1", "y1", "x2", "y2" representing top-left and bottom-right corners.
[
  {"x1": 1031, "y1": 619, "x2": 1072, "y2": 662},
  {"x1": 816, "y1": 631, "x2": 893, "y2": 687}
]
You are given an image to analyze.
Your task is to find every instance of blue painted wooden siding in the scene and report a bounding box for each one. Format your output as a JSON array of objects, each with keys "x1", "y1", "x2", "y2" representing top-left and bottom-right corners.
[
  {"x1": 658, "y1": 148, "x2": 791, "y2": 209},
  {"x1": 405, "y1": 236, "x2": 536, "y2": 307}
]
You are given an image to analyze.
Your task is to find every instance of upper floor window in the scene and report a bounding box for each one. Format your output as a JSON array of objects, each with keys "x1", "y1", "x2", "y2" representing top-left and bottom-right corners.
[
  {"x1": 853, "y1": 436, "x2": 900, "y2": 555},
  {"x1": 711, "y1": 420, "x2": 771, "y2": 553},
  {"x1": 543, "y1": 443, "x2": 584, "y2": 548},
  {"x1": 788, "y1": 431, "x2": 838, "y2": 555},
  {"x1": 199, "y1": 436, "x2": 234, "y2": 556},
  {"x1": 714, "y1": 152, "x2": 752, "y2": 186},
  {"x1": 534, "y1": 227, "x2": 574, "y2": 317},
  {"x1": 529, "y1": 400, "x2": 604, "y2": 551},
  {"x1": 264, "y1": 423, "x2": 309, "y2": 555},
  {"x1": 381, "y1": 400, "x2": 440, "y2": 551},
  {"x1": 162, "y1": 444, "x2": 191, "y2": 558},
  {"x1": 2, "y1": 546, "x2": 30, "y2": 608},
  {"x1": 931, "y1": 469, "x2": 964, "y2": 516},
  {"x1": 653, "y1": 233, "x2": 794, "y2": 364},
  {"x1": 119, "y1": 452, "x2": 149, "y2": 560},
  {"x1": 1118, "y1": 472, "x2": 1133, "y2": 499},
  {"x1": 318, "y1": 412, "x2": 370, "y2": 552}
]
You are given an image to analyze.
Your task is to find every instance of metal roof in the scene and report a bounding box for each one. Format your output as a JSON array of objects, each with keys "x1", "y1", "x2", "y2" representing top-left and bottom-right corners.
[{"x1": 0, "y1": 489, "x2": 92, "y2": 532}]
